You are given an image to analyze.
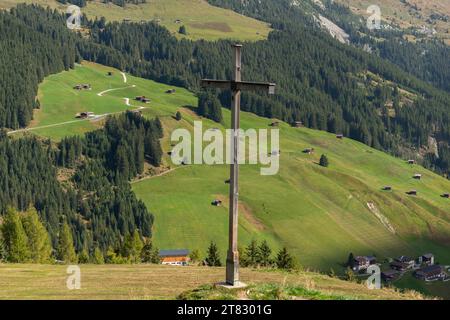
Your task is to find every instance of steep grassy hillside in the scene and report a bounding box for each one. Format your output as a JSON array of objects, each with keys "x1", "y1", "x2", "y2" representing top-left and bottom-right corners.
[
  {"x1": 11, "y1": 61, "x2": 197, "y2": 140},
  {"x1": 25, "y1": 62, "x2": 450, "y2": 298},
  {"x1": 335, "y1": 0, "x2": 450, "y2": 44},
  {"x1": 0, "y1": 0, "x2": 270, "y2": 41},
  {"x1": 0, "y1": 264, "x2": 429, "y2": 300}
]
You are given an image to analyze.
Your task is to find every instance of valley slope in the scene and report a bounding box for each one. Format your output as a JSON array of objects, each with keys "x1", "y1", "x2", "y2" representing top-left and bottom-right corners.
[
  {"x1": 0, "y1": 0, "x2": 270, "y2": 41},
  {"x1": 25, "y1": 62, "x2": 450, "y2": 298}
]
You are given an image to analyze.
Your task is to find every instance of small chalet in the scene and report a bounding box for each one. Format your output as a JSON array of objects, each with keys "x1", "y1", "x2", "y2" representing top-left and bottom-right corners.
[
  {"x1": 336, "y1": 134, "x2": 344, "y2": 139},
  {"x1": 166, "y1": 89, "x2": 176, "y2": 94},
  {"x1": 413, "y1": 174, "x2": 422, "y2": 180},
  {"x1": 159, "y1": 249, "x2": 190, "y2": 266},
  {"x1": 414, "y1": 265, "x2": 446, "y2": 282},
  {"x1": 381, "y1": 270, "x2": 399, "y2": 282},
  {"x1": 390, "y1": 261, "x2": 409, "y2": 272},
  {"x1": 352, "y1": 256, "x2": 377, "y2": 271},
  {"x1": 395, "y1": 256, "x2": 415, "y2": 268},
  {"x1": 419, "y1": 253, "x2": 434, "y2": 266},
  {"x1": 211, "y1": 199, "x2": 222, "y2": 207},
  {"x1": 135, "y1": 96, "x2": 150, "y2": 103},
  {"x1": 441, "y1": 193, "x2": 449, "y2": 198},
  {"x1": 382, "y1": 186, "x2": 392, "y2": 191},
  {"x1": 303, "y1": 148, "x2": 315, "y2": 155},
  {"x1": 406, "y1": 190, "x2": 417, "y2": 196},
  {"x1": 74, "y1": 84, "x2": 91, "y2": 90},
  {"x1": 292, "y1": 121, "x2": 303, "y2": 128},
  {"x1": 407, "y1": 160, "x2": 416, "y2": 165},
  {"x1": 76, "y1": 111, "x2": 94, "y2": 119}
]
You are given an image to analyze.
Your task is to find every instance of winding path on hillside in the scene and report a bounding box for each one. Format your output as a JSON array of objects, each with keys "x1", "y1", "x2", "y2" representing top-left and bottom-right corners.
[
  {"x1": 97, "y1": 84, "x2": 136, "y2": 97},
  {"x1": 121, "y1": 72, "x2": 127, "y2": 83}
]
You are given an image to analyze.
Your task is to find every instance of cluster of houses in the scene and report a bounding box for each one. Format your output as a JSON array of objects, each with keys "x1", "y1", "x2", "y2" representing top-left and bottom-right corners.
[
  {"x1": 351, "y1": 253, "x2": 449, "y2": 283},
  {"x1": 73, "y1": 84, "x2": 91, "y2": 90}
]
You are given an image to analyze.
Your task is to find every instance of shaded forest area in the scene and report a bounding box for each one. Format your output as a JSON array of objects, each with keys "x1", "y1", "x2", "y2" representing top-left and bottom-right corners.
[{"x1": 0, "y1": 112, "x2": 162, "y2": 257}]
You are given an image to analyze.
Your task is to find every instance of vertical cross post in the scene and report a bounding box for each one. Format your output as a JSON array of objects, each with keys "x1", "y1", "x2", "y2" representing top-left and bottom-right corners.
[
  {"x1": 226, "y1": 44, "x2": 242, "y2": 286},
  {"x1": 200, "y1": 44, "x2": 275, "y2": 287}
]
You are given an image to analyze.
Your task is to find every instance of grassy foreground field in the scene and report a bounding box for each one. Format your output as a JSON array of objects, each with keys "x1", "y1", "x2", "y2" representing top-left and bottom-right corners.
[
  {"x1": 23, "y1": 62, "x2": 450, "y2": 298},
  {"x1": 0, "y1": 0, "x2": 270, "y2": 41},
  {"x1": 0, "y1": 264, "x2": 428, "y2": 300}
]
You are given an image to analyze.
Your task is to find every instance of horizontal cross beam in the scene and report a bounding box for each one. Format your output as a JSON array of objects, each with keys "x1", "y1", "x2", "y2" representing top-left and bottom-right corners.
[{"x1": 201, "y1": 79, "x2": 276, "y2": 95}]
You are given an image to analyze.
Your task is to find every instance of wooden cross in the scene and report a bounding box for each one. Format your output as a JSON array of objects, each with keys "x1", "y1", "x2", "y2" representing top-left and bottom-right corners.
[{"x1": 201, "y1": 44, "x2": 276, "y2": 286}]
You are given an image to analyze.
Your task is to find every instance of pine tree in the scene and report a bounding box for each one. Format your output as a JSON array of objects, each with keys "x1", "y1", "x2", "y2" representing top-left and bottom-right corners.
[
  {"x1": 257, "y1": 240, "x2": 272, "y2": 267},
  {"x1": 275, "y1": 247, "x2": 295, "y2": 270},
  {"x1": 92, "y1": 247, "x2": 104, "y2": 264},
  {"x1": 347, "y1": 253, "x2": 355, "y2": 268},
  {"x1": 244, "y1": 239, "x2": 259, "y2": 267},
  {"x1": 319, "y1": 154, "x2": 329, "y2": 167},
  {"x1": 150, "y1": 245, "x2": 160, "y2": 264},
  {"x1": 122, "y1": 230, "x2": 143, "y2": 263},
  {"x1": 205, "y1": 241, "x2": 222, "y2": 267},
  {"x1": 179, "y1": 25, "x2": 187, "y2": 35},
  {"x1": 189, "y1": 249, "x2": 200, "y2": 264},
  {"x1": 21, "y1": 207, "x2": 52, "y2": 263},
  {"x1": 0, "y1": 208, "x2": 30, "y2": 263},
  {"x1": 175, "y1": 111, "x2": 182, "y2": 121},
  {"x1": 140, "y1": 238, "x2": 153, "y2": 263},
  {"x1": 56, "y1": 222, "x2": 78, "y2": 264},
  {"x1": 78, "y1": 248, "x2": 90, "y2": 264}
]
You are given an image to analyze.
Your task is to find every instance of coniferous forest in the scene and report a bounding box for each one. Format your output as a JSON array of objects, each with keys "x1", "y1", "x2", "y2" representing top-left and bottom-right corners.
[{"x1": 0, "y1": 2, "x2": 449, "y2": 262}]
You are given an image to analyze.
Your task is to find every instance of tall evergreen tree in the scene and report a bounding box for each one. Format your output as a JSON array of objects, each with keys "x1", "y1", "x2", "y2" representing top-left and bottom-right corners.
[
  {"x1": 56, "y1": 222, "x2": 78, "y2": 264},
  {"x1": 21, "y1": 207, "x2": 52, "y2": 263},
  {"x1": 243, "y1": 239, "x2": 259, "y2": 267},
  {"x1": 257, "y1": 240, "x2": 272, "y2": 267},
  {"x1": 275, "y1": 247, "x2": 295, "y2": 270},
  {"x1": 0, "y1": 208, "x2": 30, "y2": 263},
  {"x1": 205, "y1": 241, "x2": 222, "y2": 267}
]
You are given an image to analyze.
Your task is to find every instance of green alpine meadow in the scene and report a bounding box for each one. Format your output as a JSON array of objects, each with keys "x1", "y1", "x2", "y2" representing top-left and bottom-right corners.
[{"x1": 0, "y1": 0, "x2": 449, "y2": 303}]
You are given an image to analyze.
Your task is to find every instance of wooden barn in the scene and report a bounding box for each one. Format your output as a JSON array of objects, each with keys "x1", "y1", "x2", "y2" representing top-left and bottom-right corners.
[
  {"x1": 159, "y1": 249, "x2": 190, "y2": 266},
  {"x1": 419, "y1": 253, "x2": 435, "y2": 266},
  {"x1": 76, "y1": 111, "x2": 94, "y2": 119},
  {"x1": 408, "y1": 159, "x2": 416, "y2": 165},
  {"x1": 269, "y1": 121, "x2": 279, "y2": 127},
  {"x1": 303, "y1": 148, "x2": 315, "y2": 154},
  {"x1": 406, "y1": 190, "x2": 417, "y2": 196},
  {"x1": 292, "y1": 121, "x2": 303, "y2": 128},
  {"x1": 413, "y1": 174, "x2": 422, "y2": 180},
  {"x1": 390, "y1": 261, "x2": 409, "y2": 272},
  {"x1": 166, "y1": 89, "x2": 176, "y2": 94},
  {"x1": 336, "y1": 134, "x2": 344, "y2": 139},
  {"x1": 414, "y1": 265, "x2": 446, "y2": 282},
  {"x1": 382, "y1": 270, "x2": 399, "y2": 282},
  {"x1": 441, "y1": 193, "x2": 449, "y2": 198},
  {"x1": 382, "y1": 186, "x2": 392, "y2": 191}
]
